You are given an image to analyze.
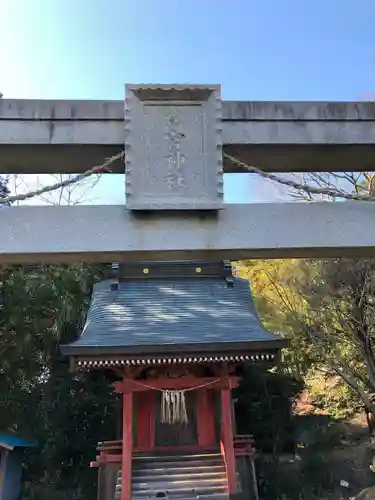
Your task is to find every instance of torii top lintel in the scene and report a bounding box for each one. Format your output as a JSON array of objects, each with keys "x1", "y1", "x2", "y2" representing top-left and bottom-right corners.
[{"x1": 124, "y1": 84, "x2": 223, "y2": 211}]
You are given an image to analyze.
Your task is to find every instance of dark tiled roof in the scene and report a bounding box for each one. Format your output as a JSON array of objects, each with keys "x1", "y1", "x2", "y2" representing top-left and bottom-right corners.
[{"x1": 61, "y1": 275, "x2": 282, "y2": 355}]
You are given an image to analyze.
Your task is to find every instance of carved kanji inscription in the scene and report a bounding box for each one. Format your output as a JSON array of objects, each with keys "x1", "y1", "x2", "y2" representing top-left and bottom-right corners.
[{"x1": 125, "y1": 84, "x2": 223, "y2": 210}]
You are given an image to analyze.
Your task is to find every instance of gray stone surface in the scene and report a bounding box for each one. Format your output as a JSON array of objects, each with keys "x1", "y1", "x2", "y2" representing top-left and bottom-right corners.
[
  {"x1": 2, "y1": 202, "x2": 375, "y2": 263},
  {"x1": 223, "y1": 100, "x2": 375, "y2": 120},
  {"x1": 124, "y1": 85, "x2": 223, "y2": 210},
  {"x1": 2, "y1": 98, "x2": 374, "y2": 121},
  {"x1": 1, "y1": 98, "x2": 375, "y2": 174},
  {"x1": 354, "y1": 487, "x2": 375, "y2": 500},
  {"x1": 62, "y1": 276, "x2": 278, "y2": 353}
]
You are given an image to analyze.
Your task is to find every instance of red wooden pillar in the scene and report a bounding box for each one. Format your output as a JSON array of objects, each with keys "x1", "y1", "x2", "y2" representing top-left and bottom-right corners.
[
  {"x1": 122, "y1": 390, "x2": 133, "y2": 500},
  {"x1": 137, "y1": 393, "x2": 151, "y2": 450},
  {"x1": 197, "y1": 389, "x2": 216, "y2": 447},
  {"x1": 197, "y1": 389, "x2": 208, "y2": 447},
  {"x1": 149, "y1": 392, "x2": 156, "y2": 450},
  {"x1": 221, "y1": 387, "x2": 237, "y2": 495}
]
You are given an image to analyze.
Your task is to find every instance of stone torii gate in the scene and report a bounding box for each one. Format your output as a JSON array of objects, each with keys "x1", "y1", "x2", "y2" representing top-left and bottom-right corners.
[{"x1": 1, "y1": 83, "x2": 375, "y2": 263}]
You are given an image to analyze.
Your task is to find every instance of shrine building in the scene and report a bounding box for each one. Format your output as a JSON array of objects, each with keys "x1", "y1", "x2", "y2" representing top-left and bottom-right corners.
[{"x1": 61, "y1": 260, "x2": 286, "y2": 500}]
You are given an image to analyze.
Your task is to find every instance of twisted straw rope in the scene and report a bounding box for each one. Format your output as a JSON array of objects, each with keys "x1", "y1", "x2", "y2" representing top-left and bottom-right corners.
[
  {"x1": 0, "y1": 150, "x2": 124, "y2": 205},
  {"x1": 223, "y1": 153, "x2": 375, "y2": 201},
  {"x1": 0, "y1": 149, "x2": 373, "y2": 204}
]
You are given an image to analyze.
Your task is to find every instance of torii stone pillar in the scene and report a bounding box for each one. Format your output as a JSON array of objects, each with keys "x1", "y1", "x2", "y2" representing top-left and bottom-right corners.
[{"x1": 124, "y1": 84, "x2": 224, "y2": 210}]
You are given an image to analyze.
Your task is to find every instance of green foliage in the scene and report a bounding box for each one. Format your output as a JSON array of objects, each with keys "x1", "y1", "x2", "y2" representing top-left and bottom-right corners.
[
  {"x1": 309, "y1": 376, "x2": 361, "y2": 420},
  {"x1": 294, "y1": 414, "x2": 344, "y2": 451},
  {"x1": 256, "y1": 453, "x2": 336, "y2": 500},
  {"x1": 235, "y1": 365, "x2": 303, "y2": 454},
  {"x1": 237, "y1": 257, "x2": 375, "y2": 424},
  {"x1": 0, "y1": 174, "x2": 9, "y2": 199},
  {"x1": 0, "y1": 263, "x2": 119, "y2": 500},
  {"x1": 235, "y1": 260, "x2": 318, "y2": 380},
  {"x1": 2, "y1": 253, "x2": 374, "y2": 498},
  {"x1": 236, "y1": 256, "x2": 375, "y2": 497}
]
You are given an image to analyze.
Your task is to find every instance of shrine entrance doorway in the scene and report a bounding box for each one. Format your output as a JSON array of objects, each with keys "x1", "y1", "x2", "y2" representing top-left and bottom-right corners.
[{"x1": 154, "y1": 391, "x2": 198, "y2": 447}]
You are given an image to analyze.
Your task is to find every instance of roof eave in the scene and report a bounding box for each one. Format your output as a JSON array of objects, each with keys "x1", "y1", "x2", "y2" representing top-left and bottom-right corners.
[{"x1": 60, "y1": 338, "x2": 288, "y2": 357}]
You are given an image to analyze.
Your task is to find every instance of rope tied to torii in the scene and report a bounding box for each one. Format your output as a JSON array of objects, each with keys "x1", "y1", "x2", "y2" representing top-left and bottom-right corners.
[
  {"x1": 0, "y1": 151, "x2": 124, "y2": 205},
  {"x1": 128, "y1": 378, "x2": 221, "y2": 425},
  {"x1": 2, "y1": 149, "x2": 375, "y2": 205}
]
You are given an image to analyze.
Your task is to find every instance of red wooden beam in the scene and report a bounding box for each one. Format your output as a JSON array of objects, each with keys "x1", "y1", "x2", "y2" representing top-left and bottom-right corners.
[
  {"x1": 98, "y1": 439, "x2": 122, "y2": 447},
  {"x1": 149, "y1": 392, "x2": 156, "y2": 449},
  {"x1": 122, "y1": 391, "x2": 133, "y2": 500},
  {"x1": 137, "y1": 393, "x2": 153, "y2": 449},
  {"x1": 114, "y1": 376, "x2": 239, "y2": 393},
  {"x1": 234, "y1": 435, "x2": 255, "y2": 457},
  {"x1": 91, "y1": 453, "x2": 122, "y2": 466},
  {"x1": 207, "y1": 389, "x2": 217, "y2": 445},
  {"x1": 197, "y1": 389, "x2": 209, "y2": 447},
  {"x1": 197, "y1": 389, "x2": 216, "y2": 447},
  {"x1": 97, "y1": 444, "x2": 122, "y2": 453},
  {"x1": 221, "y1": 387, "x2": 237, "y2": 495}
]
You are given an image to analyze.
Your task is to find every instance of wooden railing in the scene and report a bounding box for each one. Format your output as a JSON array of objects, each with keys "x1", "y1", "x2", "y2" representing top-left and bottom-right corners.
[
  {"x1": 233, "y1": 434, "x2": 255, "y2": 456},
  {"x1": 97, "y1": 440, "x2": 122, "y2": 453},
  {"x1": 91, "y1": 440, "x2": 222, "y2": 467},
  {"x1": 90, "y1": 436, "x2": 254, "y2": 468},
  {"x1": 90, "y1": 441, "x2": 122, "y2": 467}
]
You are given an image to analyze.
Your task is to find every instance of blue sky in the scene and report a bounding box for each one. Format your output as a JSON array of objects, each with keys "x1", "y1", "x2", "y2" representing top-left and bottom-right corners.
[{"x1": 1, "y1": 0, "x2": 374, "y2": 204}]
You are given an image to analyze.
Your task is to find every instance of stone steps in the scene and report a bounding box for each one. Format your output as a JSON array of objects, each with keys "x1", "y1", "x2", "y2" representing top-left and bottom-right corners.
[
  {"x1": 114, "y1": 453, "x2": 228, "y2": 500},
  {"x1": 132, "y1": 471, "x2": 225, "y2": 482},
  {"x1": 132, "y1": 460, "x2": 224, "y2": 471}
]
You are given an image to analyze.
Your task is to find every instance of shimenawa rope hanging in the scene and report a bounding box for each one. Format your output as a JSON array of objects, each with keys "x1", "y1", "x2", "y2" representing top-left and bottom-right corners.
[{"x1": 128, "y1": 378, "x2": 220, "y2": 425}]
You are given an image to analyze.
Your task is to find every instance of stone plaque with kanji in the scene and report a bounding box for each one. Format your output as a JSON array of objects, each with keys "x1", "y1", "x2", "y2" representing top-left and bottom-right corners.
[{"x1": 125, "y1": 84, "x2": 223, "y2": 210}]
